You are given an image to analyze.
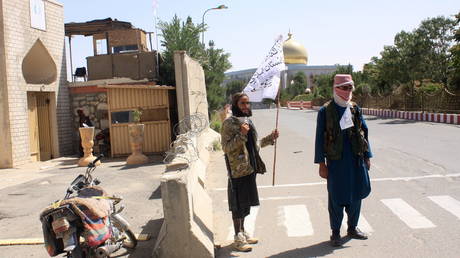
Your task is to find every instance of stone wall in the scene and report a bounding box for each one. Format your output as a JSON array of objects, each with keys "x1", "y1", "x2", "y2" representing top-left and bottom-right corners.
[
  {"x1": 69, "y1": 88, "x2": 108, "y2": 153},
  {"x1": 0, "y1": 0, "x2": 72, "y2": 167}
]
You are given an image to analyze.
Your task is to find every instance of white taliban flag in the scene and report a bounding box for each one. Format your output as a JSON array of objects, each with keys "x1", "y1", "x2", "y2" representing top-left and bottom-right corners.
[{"x1": 243, "y1": 35, "x2": 286, "y2": 102}]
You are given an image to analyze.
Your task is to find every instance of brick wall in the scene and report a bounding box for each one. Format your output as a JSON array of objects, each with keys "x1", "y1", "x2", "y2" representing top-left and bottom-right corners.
[
  {"x1": 0, "y1": 0, "x2": 14, "y2": 167},
  {"x1": 0, "y1": 0, "x2": 73, "y2": 167}
]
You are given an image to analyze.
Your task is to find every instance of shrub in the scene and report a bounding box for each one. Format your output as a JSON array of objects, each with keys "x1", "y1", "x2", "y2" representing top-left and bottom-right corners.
[
  {"x1": 209, "y1": 111, "x2": 222, "y2": 133},
  {"x1": 292, "y1": 94, "x2": 314, "y2": 101}
]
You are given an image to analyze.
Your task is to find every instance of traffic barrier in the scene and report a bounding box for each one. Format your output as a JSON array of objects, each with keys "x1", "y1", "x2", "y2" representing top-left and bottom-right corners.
[
  {"x1": 290, "y1": 104, "x2": 459, "y2": 125},
  {"x1": 360, "y1": 108, "x2": 460, "y2": 125},
  {"x1": 153, "y1": 128, "x2": 220, "y2": 258},
  {"x1": 287, "y1": 101, "x2": 312, "y2": 110}
]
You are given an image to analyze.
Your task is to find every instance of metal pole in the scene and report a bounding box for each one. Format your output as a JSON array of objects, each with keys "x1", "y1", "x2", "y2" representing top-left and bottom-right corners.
[
  {"x1": 201, "y1": 8, "x2": 212, "y2": 46},
  {"x1": 154, "y1": 16, "x2": 160, "y2": 80},
  {"x1": 68, "y1": 36, "x2": 74, "y2": 82},
  {"x1": 148, "y1": 32, "x2": 153, "y2": 51},
  {"x1": 272, "y1": 69, "x2": 286, "y2": 186},
  {"x1": 272, "y1": 95, "x2": 280, "y2": 186}
]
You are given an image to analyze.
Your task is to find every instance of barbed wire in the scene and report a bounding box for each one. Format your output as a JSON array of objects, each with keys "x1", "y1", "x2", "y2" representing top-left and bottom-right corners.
[
  {"x1": 444, "y1": 88, "x2": 459, "y2": 96},
  {"x1": 172, "y1": 112, "x2": 208, "y2": 137},
  {"x1": 163, "y1": 112, "x2": 209, "y2": 165}
]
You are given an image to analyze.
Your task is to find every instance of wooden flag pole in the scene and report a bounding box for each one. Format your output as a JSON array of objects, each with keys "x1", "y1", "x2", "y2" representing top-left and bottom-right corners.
[{"x1": 272, "y1": 86, "x2": 281, "y2": 186}]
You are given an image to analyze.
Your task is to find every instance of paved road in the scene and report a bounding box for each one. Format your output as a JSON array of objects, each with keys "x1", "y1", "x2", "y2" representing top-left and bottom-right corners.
[
  {"x1": 208, "y1": 108, "x2": 460, "y2": 258},
  {"x1": 0, "y1": 157, "x2": 165, "y2": 258}
]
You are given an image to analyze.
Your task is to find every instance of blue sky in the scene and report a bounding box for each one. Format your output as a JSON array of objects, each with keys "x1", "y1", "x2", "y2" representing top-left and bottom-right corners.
[{"x1": 62, "y1": 0, "x2": 459, "y2": 75}]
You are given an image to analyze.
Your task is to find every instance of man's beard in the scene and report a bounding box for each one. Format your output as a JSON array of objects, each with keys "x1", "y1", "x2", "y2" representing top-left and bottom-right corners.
[{"x1": 231, "y1": 106, "x2": 252, "y2": 117}]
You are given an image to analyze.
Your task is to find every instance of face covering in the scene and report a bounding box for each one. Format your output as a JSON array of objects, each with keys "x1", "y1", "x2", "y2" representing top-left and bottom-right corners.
[
  {"x1": 335, "y1": 87, "x2": 352, "y2": 101},
  {"x1": 333, "y1": 87, "x2": 352, "y2": 107}
]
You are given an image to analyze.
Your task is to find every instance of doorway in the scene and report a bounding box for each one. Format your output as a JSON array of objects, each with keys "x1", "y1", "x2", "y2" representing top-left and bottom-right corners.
[{"x1": 27, "y1": 92, "x2": 53, "y2": 161}]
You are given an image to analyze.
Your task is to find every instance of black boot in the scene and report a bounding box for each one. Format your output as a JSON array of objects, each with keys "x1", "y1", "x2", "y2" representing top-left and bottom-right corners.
[
  {"x1": 330, "y1": 230, "x2": 341, "y2": 247},
  {"x1": 347, "y1": 227, "x2": 368, "y2": 240}
]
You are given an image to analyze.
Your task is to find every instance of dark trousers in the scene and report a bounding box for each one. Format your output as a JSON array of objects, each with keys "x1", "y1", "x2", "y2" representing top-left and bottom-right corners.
[{"x1": 328, "y1": 193, "x2": 362, "y2": 231}]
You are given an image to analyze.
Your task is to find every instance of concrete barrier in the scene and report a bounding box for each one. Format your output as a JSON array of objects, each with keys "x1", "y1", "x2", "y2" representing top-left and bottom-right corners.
[
  {"x1": 153, "y1": 128, "x2": 220, "y2": 258},
  {"x1": 293, "y1": 104, "x2": 460, "y2": 125},
  {"x1": 361, "y1": 108, "x2": 460, "y2": 125},
  {"x1": 287, "y1": 101, "x2": 312, "y2": 110}
]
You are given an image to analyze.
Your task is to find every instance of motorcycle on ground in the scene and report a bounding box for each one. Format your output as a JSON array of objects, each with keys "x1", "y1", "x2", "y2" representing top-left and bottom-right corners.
[{"x1": 40, "y1": 155, "x2": 137, "y2": 257}]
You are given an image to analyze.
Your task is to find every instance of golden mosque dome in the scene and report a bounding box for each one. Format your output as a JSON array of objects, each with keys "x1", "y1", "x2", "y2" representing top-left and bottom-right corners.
[{"x1": 283, "y1": 32, "x2": 308, "y2": 65}]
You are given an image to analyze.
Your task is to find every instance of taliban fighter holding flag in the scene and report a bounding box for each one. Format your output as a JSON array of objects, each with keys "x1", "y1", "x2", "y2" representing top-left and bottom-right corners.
[
  {"x1": 314, "y1": 74, "x2": 373, "y2": 247},
  {"x1": 221, "y1": 93, "x2": 279, "y2": 252}
]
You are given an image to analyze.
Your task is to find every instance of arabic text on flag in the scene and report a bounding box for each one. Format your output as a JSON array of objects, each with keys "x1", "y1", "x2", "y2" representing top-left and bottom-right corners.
[{"x1": 243, "y1": 35, "x2": 286, "y2": 102}]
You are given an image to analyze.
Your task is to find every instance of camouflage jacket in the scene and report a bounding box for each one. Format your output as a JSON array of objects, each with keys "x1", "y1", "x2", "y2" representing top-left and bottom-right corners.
[{"x1": 221, "y1": 116, "x2": 275, "y2": 178}]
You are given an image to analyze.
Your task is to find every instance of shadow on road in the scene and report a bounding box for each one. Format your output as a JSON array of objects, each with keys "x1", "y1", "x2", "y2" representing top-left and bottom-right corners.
[
  {"x1": 118, "y1": 155, "x2": 165, "y2": 170},
  {"x1": 112, "y1": 218, "x2": 164, "y2": 258},
  {"x1": 128, "y1": 218, "x2": 164, "y2": 258},
  {"x1": 149, "y1": 185, "x2": 161, "y2": 200},
  {"x1": 215, "y1": 243, "x2": 247, "y2": 257},
  {"x1": 379, "y1": 119, "x2": 417, "y2": 125},
  {"x1": 51, "y1": 157, "x2": 80, "y2": 166},
  {"x1": 364, "y1": 116, "x2": 389, "y2": 121},
  {"x1": 267, "y1": 238, "x2": 351, "y2": 258},
  {"x1": 364, "y1": 116, "x2": 418, "y2": 124},
  {"x1": 302, "y1": 110, "x2": 319, "y2": 114}
]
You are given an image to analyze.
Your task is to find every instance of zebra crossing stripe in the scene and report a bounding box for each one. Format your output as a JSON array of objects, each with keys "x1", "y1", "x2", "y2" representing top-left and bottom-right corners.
[
  {"x1": 226, "y1": 206, "x2": 260, "y2": 240},
  {"x1": 381, "y1": 198, "x2": 436, "y2": 229},
  {"x1": 341, "y1": 213, "x2": 374, "y2": 234},
  {"x1": 428, "y1": 196, "x2": 460, "y2": 220},
  {"x1": 279, "y1": 205, "x2": 314, "y2": 237}
]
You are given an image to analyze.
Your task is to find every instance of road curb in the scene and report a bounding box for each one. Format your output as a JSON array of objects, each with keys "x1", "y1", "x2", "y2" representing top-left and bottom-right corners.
[
  {"x1": 0, "y1": 234, "x2": 150, "y2": 246},
  {"x1": 291, "y1": 106, "x2": 459, "y2": 125},
  {"x1": 0, "y1": 238, "x2": 44, "y2": 246},
  {"x1": 361, "y1": 108, "x2": 460, "y2": 125}
]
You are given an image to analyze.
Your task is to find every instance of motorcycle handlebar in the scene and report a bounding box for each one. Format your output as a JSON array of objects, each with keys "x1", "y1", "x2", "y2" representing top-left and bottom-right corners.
[{"x1": 88, "y1": 154, "x2": 104, "y2": 167}]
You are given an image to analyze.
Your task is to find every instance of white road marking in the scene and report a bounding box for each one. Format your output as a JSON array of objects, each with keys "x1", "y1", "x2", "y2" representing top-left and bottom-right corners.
[
  {"x1": 212, "y1": 173, "x2": 460, "y2": 191},
  {"x1": 341, "y1": 213, "x2": 374, "y2": 234},
  {"x1": 279, "y1": 205, "x2": 314, "y2": 237},
  {"x1": 428, "y1": 195, "x2": 460, "y2": 220},
  {"x1": 226, "y1": 206, "x2": 260, "y2": 240},
  {"x1": 224, "y1": 195, "x2": 309, "y2": 202},
  {"x1": 381, "y1": 198, "x2": 436, "y2": 229}
]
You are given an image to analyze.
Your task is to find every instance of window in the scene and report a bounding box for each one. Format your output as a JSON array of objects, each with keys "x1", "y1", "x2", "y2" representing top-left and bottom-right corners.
[
  {"x1": 96, "y1": 39, "x2": 108, "y2": 55},
  {"x1": 111, "y1": 108, "x2": 168, "y2": 124},
  {"x1": 111, "y1": 111, "x2": 132, "y2": 124},
  {"x1": 113, "y1": 45, "x2": 139, "y2": 54},
  {"x1": 30, "y1": 0, "x2": 46, "y2": 30}
]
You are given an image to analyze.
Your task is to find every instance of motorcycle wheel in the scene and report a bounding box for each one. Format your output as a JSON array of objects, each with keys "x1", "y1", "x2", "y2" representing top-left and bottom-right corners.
[
  {"x1": 67, "y1": 244, "x2": 86, "y2": 258},
  {"x1": 115, "y1": 225, "x2": 138, "y2": 249}
]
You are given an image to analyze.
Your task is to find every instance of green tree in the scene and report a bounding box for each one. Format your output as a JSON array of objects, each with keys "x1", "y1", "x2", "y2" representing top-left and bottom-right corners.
[
  {"x1": 203, "y1": 41, "x2": 231, "y2": 87},
  {"x1": 312, "y1": 73, "x2": 333, "y2": 98},
  {"x1": 362, "y1": 53, "x2": 401, "y2": 94},
  {"x1": 225, "y1": 80, "x2": 245, "y2": 100},
  {"x1": 158, "y1": 15, "x2": 232, "y2": 112},
  {"x1": 416, "y1": 16, "x2": 456, "y2": 85},
  {"x1": 158, "y1": 15, "x2": 206, "y2": 86},
  {"x1": 206, "y1": 83, "x2": 225, "y2": 114},
  {"x1": 286, "y1": 71, "x2": 308, "y2": 97},
  {"x1": 449, "y1": 11, "x2": 460, "y2": 90},
  {"x1": 312, "y1": 64, "x2": 354, "y2": 99},
  {"x1": 203, "y1": 40, "x2": 232, "y2": 111},
  {"x1": 362, "y1": 16, "x2": 456, "y2": 93},
  {"x1": 280, "y1": 88, "x2": 294, "y2": 103}
]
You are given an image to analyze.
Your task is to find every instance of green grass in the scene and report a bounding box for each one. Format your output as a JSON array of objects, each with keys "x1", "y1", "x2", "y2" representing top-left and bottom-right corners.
[{"x1": 210, "y1": 111, "x2": 222, "y2": 133}]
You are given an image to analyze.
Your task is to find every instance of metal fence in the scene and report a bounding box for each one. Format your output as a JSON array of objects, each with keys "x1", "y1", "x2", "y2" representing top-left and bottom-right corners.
[{"x1": 313, "y1": 89, "x2": 460, "y2": 114}]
